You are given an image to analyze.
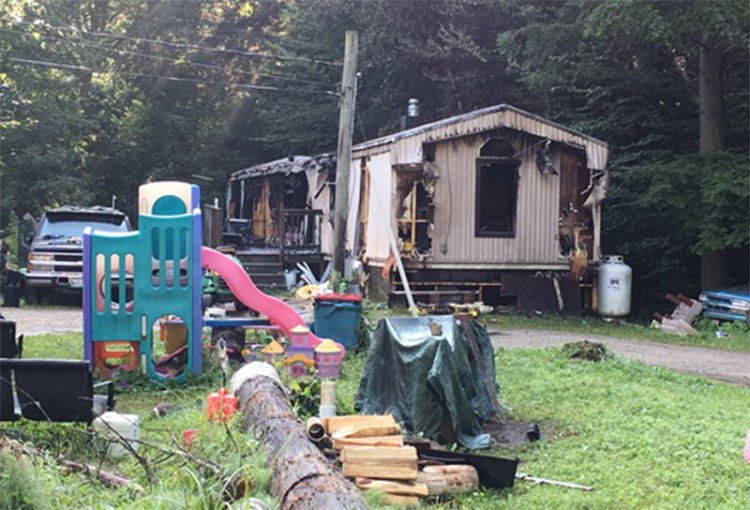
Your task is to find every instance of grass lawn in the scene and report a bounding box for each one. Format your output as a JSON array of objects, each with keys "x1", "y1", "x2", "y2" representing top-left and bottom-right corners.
[
  {"x1": 3, "y1": 332, "x2": 274, "y2": 510},
  {"x1": 5, "y1": 325, "x2": 750, "y2": 509}
]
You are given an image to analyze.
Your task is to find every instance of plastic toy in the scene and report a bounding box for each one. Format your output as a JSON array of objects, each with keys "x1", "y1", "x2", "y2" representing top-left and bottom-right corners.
[
  {"x1": 83, "y1": 182, "x2": 203, "y2": 381},
  {"x1": 314, "y1": 339, "x2": 343, "y2": 378},
  {"x1": 205, "y1": 388, "x2": 237, "y2": 422},
  {"x1": 83, "y1": 181, "x2": 345, "y2": 382}
]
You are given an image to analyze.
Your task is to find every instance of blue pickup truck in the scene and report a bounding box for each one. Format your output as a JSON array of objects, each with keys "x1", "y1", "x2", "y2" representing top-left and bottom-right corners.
[{"x1": 699, "y1": 285, "x2": 750, "y2": 325}]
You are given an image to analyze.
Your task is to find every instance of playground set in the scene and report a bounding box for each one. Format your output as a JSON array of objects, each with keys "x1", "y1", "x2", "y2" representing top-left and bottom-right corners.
[{"x1": 83, "y1": 181, "x2": 344, "y2": 382}]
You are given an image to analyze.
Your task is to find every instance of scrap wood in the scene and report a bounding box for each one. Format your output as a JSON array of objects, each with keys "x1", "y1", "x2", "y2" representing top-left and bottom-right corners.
[
  {"x1": 332, "y1": 423, "x2": 402, "y2": 440},
  {"x1": 516, "y1": 472, "x2": 594, "y2": 491},
  {"x1": 652, "y1": 313, "x2": 698, "y2": 337},
  {"x1": 355, "y1": 477, "x2": 429, "y2": 497},
  {"x1": 665, "y1": 293, "x2": 703, "y2": 324},
  {"x1": 332, "y1": 435, "x2": 404, "y2": 449},
  {"x1": 341, "y1": 446, "x2": 416, "y2": 463},
  {"x1": 342, "y1": 461, "x2": 418, "y2": 481},
  {"x1": 323, "y1": 414, "x2": 396, "y2": 435},
  {"x1": 0, "y1": 436, "x2": 130, "y2": 488}
]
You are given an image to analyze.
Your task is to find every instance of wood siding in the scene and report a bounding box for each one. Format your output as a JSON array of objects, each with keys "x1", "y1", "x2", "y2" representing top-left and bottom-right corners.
[{"x1": 431, "y1": 132, "x2": 563, "y2": 265}]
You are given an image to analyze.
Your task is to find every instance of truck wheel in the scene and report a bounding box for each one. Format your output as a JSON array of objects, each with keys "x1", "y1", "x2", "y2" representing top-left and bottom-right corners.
[{"x1": 24, "y1": 286, "x2": 41, "y2": 306}]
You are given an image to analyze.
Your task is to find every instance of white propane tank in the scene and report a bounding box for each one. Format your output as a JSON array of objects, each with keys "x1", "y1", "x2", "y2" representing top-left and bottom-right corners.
[{"x1": 598, "y1": 255, "x2": 633, "y2": 317}]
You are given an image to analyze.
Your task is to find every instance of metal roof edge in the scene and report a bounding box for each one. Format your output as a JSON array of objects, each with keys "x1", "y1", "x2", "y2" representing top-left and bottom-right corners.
[{"x1": 352, "y1": 103, "x2": 608, "y2": 153}]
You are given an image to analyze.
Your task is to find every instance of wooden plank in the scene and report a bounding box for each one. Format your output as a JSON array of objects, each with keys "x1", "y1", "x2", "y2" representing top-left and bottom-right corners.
[
  {"x1": 332, "y1": 435, "x2": 404, "y2": 449},
  {"x1": 343, "y1": 461, "x2": 418, "y2": 481},
  {"x1": 341, "y1": 446, "x2": 416, "y2": 463},
  {"x1": 332, "y1": 423, "x2": 402, "y2": 440},
  {"x1": 355, "y1": 478, "x2": 429, "y2": 497},
  {"x1": 323, "y1": 415, "x2": 396, "y2": 435}
]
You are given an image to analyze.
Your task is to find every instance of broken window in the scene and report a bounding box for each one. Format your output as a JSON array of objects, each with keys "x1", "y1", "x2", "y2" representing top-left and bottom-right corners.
[
  {"x1": 475, "y1": 139, "x2": 519, "y2": 237},
  {"x1": 395, "y1": 166, "x2": 434, "y2": 259}
]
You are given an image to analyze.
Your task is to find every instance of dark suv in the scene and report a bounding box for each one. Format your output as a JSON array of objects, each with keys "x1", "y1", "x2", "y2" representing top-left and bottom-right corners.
[{"x1": 24, "y1": 206, "x2": 132, "y2": 304}]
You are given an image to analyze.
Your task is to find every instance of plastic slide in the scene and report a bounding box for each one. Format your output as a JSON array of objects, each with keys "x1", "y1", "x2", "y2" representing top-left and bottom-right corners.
[{"x1": 201, "y1": 247, "x2": 345, "y2": 356}]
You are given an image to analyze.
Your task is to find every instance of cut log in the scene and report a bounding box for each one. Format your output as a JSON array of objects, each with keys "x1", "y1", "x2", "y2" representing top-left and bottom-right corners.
[
  {"x1": 232, "y1": 363, "x2": 367, "y2": 510},
  {"x1": 355, "y1": 477, "x2": 429, "y2": 496},
  {"x1": 323, "y1": 414, "x2": 396, "y2": 435},
  {"x1": 341, "y1": 446, "x2": 416, "y2": 463},
  {"x1": 332, "y1": 435, "x2": 404, "y2": 449},
  {"x1": 383, "y1": 494, "x2": 420, "y2": 507},
  {"x1": 343, "y1": 461, "x2": 418, "y2": 480},
  {"x1": 416, "y1": 465, "x2": 479, "y2": 496}
]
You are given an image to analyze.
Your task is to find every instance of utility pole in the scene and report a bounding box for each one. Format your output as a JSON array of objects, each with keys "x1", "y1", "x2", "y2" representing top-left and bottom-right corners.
[{"x1": 332, "y1": 30, "x2": 358, "y2": 277}]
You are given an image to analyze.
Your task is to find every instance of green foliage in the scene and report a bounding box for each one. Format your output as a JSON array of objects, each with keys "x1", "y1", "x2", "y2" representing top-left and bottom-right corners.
[
  {"x1": 284, "y1": 373, "x2": 321, "y2": 421},
  {"x1": 0, "y1": 453, "x2": 51, "y2": 510},
  {"x1": 7, "y1": 331, "x2": 274, "y2": 510}
]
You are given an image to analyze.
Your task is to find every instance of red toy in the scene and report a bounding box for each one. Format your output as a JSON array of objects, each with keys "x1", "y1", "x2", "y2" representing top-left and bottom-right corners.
[{"x1": 205, "y1": 388, "x2": 237, "y2": 422}]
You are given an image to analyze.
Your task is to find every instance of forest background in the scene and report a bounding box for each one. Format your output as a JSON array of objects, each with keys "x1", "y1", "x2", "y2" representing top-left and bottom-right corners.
[{"x1": 0, "y1": 0, "x2": 748, "y2": 313}]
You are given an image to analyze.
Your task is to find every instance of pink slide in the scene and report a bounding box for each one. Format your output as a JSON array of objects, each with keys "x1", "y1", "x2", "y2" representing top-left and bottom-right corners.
[{"x1": 201, "y1": 247, "x2": 345, "y2": 356}]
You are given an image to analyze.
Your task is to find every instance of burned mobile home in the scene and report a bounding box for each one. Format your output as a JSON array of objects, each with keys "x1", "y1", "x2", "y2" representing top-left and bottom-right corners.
[
  {"x1": 227, "y1": 104, "x2": 609, "y2": 311},
  {"x1": 225, "y1": 154, "x2": 335, "y2": 287}
]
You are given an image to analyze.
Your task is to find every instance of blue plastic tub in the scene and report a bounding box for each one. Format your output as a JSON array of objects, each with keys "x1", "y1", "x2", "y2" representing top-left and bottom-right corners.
[{"x1": 313, "y1": 294, "x2": 363, "y2": 350}]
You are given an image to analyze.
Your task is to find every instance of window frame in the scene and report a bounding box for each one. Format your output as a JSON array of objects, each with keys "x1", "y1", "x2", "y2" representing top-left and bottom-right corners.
[{"x1": 474, "y1": 155, "x2": 520, "y2": 238}]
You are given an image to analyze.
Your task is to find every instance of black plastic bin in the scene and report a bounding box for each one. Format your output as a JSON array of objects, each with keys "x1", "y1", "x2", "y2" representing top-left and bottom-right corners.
[{"x1": 1, "y1": 269, "x2": 23, "y2": 307}]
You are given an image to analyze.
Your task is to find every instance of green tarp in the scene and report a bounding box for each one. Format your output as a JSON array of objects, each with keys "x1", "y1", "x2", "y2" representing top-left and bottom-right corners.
[{"x1": 355, "y1": 315, "x2": 498, "y2": 449}]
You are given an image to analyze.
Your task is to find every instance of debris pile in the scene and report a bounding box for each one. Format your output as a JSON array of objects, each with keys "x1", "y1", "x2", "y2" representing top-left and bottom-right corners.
[
  {"x1": 321, "y1": 415, "x2": 481, "y2": 506},
  {"x1": 652, "y1": 293, "x2": 703, "y2": 336}
]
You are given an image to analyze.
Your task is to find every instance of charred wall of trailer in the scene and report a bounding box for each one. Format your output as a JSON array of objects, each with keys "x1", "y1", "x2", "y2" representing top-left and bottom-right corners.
[{"x1": 227, "y1": 173, "x2": 309, "y2": 247}]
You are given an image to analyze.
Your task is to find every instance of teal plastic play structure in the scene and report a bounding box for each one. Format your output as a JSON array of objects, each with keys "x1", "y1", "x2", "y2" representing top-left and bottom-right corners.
[
  {"x1": 83, "y1": 182, "x2": 203, "y2": 382},
  {"x1": 84, "y1": 181, "x2": 344, "y2": 382}
]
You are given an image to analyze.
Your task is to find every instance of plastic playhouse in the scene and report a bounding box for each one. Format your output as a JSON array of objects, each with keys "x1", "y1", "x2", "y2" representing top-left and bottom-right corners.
[{"x1": 83, "y1": 181, "x2": 344, "y2": 382}]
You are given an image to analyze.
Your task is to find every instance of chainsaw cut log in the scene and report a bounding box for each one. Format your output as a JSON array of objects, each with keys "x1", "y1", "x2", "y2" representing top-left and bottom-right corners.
[
  {"x1": 355, "y1": 478, "x2": 429, "y2": 496},
  {"x1": 332, "y1": 435, "x2": 404, "y2": 449},
  {"x1": 232, "y1": 363, "x2": 367, "y2": 510},
  {"x1": 416, "y1": 464, "x2": 479, "y2": 496}
]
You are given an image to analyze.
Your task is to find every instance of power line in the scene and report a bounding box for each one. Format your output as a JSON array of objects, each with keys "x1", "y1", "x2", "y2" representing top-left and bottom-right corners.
[
  {"x1": 0, "y1": 27, "x2": 336, "y2": 88},
  {"x1": 5, "y1": 17, "x2": 342, "y2": 68},
  {"x1": 8, "y1": 56, "x2": 339, "y2": 96}
]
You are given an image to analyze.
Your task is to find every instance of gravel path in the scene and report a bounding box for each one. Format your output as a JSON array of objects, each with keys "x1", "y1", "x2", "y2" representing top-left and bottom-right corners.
[
  {"x1": 490, "y1": 329, "x2": 750, "y2": 387},
  {"x1": 0, "y1": 307, "x2": 82, "y2": 335},
  {"x1": 2, "y1": 308, "x2": 748, "y2": 387}
]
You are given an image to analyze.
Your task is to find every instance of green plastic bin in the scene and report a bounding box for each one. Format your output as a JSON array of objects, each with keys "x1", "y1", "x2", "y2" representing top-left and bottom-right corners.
[{"x1": 313, "y1": 294, "x2": 363, "y2": 349}]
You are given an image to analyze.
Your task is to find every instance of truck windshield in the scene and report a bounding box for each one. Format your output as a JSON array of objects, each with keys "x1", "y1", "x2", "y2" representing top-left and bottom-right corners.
[{"x1": 39, "y1": 217, "x2": 130, "y2": 239}]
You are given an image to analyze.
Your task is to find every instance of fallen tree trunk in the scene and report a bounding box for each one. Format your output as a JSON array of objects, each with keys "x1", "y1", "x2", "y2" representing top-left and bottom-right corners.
[{"x1": 232, "y1": 363, "x2": 367, "y2": 510}]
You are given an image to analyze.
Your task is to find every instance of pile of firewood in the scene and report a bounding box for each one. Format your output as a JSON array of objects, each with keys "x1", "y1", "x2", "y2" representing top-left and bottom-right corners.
[{"x1": 321, "y1": 415, "x2": 479, "y2": 506}]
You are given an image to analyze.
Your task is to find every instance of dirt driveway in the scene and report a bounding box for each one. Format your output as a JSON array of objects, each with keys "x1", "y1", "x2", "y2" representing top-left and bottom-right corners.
[
  {"x1": 2, "y1": 307, "x2": 748, "y2": 387},
  {"x1": 0, "y1": 307, "x2": 82, "y2": 335},
  {"x1": 490, "y1": 329, "x2": 750, "y2": 387}
]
